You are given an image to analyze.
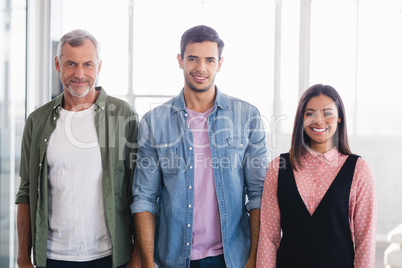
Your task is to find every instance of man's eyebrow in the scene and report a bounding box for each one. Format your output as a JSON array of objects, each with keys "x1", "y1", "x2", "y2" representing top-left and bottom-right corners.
[
  {"x1": 65, "y1": 60, "x2": 95, "y2": 64},
  {"x1": 186, "y1": 55, "x2": 217, "y2": 60},
  {"x1": 65, "y1": 60, "x2": 76, "y2": 64}
]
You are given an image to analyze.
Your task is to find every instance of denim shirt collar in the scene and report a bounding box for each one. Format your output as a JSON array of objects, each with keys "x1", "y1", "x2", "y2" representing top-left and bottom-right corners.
[{"x1": 171, "y1": 86, "x2": 230, "y2": 114}]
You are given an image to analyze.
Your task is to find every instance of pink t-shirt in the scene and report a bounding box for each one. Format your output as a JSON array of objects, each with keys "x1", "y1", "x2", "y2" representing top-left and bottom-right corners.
[{"x1": 186, "y1": 107, "x2": 224, "y2": 260}]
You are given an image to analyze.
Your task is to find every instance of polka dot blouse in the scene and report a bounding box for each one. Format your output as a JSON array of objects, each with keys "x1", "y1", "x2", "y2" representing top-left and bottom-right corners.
[{"x1": 256, "y1": 147, "x2": 377, "y2": 268}]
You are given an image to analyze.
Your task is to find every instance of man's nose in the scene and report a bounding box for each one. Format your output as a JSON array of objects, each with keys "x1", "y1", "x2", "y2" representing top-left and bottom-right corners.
[
  {"x1": 196, "y1": 61, "x2": 206, "y2": 72},
  {"x1": 74, "y1": 65, "x2": 84, "y2": 78}
]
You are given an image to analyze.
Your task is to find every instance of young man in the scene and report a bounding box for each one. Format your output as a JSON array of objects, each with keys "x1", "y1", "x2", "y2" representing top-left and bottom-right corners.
[
  {"x1": 16, "y1": 29, "x2": 140, "y2": 268},
  {"x1": 131, "y1": 25, "x2": 268, "y2": 268}
]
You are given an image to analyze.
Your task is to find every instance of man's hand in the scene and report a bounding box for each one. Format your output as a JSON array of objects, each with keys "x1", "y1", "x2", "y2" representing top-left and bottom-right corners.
[
  {"x1": 245, "y1": 209, "x2": 260, "y2": 268},
  {"x1": 126, "y1": 239, "x2": 142, "y2": 268},
  {"x1": 245, "y1": 257, "x2": 256, "y2": 268},
  {"x1": 16, "y1": 258, "x2": 34, "y2": 268},
  {"x1": 134, "y1": 212, "x2": 156, "y2": 268},
  {"x1": 245, "y1": 258, "x2": 256, "y2": 268},
  {"x1": 17, "y1": 204, "x2": 34, "y2": 268}
]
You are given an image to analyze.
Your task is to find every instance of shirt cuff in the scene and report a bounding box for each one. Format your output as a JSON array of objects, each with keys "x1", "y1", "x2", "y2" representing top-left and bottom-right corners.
[
  {"x1": 15, "y1": 195, "x2": 29, "y2": 204},
  {"x1": 245, "y1": 197, "x2": 262, "y2": 212},
  {"x1": 130, "y1": 199, "x2": 160, "y2": 216}
]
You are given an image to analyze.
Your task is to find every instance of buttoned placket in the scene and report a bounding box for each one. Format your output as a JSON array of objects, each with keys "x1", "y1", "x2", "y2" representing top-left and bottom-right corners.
[
  {"x1": 312, "y1": 158, "x2": 324, "y2": 208},
  {"x1": 207, "y1": 108, "x2": 228, "y2": 250},
  {"x1": 39, "y1": 105, "x2": 61, "y2": 175},
  {"x1": 183, "y1": 110, "x2": 194, "y2": 264},
  {"x1": 35, "y1": 104, "x2": 61, "y2": 257},
  {"x1": 42, "y1": 105, "x2": 60, "y2": 168}
]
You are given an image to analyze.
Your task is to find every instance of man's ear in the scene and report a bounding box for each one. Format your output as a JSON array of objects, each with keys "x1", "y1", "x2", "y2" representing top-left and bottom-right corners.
[
  {"x1": 97, "y1": 59, "x2": 102, "y2": 74},
  {"x1": 217, "y1": 57, "x2": 224, "y2": 72},
  {"x1": 55, "y1": 56, "x2": 61, "y2": 73},
  {"x1": 177, "y1": 53, "x2": 183, "y2": 69}
]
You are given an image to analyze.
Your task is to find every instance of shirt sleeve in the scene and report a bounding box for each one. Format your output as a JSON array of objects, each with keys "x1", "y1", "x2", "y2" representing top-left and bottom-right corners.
[
  {"x1": 15, "y1": 115, "x2": 33, "y2": 204},
  {"x1": 130, "y1": 114, "x2": 162, "y2": 216},
  {"x1": 350, "y1": 157, "x2": 377, "y2": 268},
  {"x1": 256, "y1": 156, "x2": 282, "y2": 268},
  {"x1": 123, "y1": 106, "x2": 139, "y2": 202},
  {"x1": 243, "y1": 107, "x2": 268, "y2": 212}
]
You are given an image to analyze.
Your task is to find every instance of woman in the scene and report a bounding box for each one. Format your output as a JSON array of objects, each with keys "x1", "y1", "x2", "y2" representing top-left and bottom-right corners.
[{"x1": 256, "y1": 84, "x2": 376, "y2": 268}]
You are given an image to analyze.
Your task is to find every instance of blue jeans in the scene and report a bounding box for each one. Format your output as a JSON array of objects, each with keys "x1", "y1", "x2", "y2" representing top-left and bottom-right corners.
[
  {"x1": 40, "y1": 255, "x2": 127, "y2": 268},
  {"x1": 190, "y1": 254, "x2": 226, "y2": 268}
]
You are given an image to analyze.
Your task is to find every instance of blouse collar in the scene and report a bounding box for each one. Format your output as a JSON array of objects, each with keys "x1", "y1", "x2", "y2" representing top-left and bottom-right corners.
[{"x1": 303, "y1": 146, "x2": 342, "y2": 167}]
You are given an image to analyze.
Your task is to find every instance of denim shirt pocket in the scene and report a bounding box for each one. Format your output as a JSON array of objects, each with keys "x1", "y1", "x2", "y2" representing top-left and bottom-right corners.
[
  {"x1": 156, "y1": 143, "x2": 180, "y2": 175},
  {"x1": 227, "y1": 137, "x2": 248, "y2": 170}
]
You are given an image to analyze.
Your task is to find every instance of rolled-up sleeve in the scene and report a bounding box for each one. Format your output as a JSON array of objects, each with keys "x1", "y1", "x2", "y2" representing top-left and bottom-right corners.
[
  {"x1": 244, "y1": 107, "x2": 268, "y2": 212},
  {"x1": 16, "y1": 116, "x2": 33, "y2": 204},
  {"x1": 130, "y1": 115, "x2": 162, "y2": 216}
]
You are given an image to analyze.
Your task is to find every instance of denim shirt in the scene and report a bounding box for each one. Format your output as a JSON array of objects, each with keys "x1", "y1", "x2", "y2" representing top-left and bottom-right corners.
[{"x1": 131, "y1": 88, "x2": 268, "y2": 268}]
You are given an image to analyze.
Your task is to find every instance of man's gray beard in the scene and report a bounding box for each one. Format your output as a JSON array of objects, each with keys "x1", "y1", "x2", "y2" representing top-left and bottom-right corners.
[{"x1": 66, "y1": 86, "x2": 90, "y2": 97}]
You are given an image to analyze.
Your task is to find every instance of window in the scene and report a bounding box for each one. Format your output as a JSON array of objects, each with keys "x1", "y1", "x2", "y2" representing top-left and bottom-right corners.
[
  {"x1": 279, "y1": 0, "x2": 301, "y2": 133},
  {"x1": 310, "y1": 0, "x2": 402, "y2": 136},
  {"x1": 59, "y1": 0, "x2": 130, "y2": 97},
  {"x1": 4, "y1": 1, "x2": 400, "y2": 267},
  {"x1": 59, "y1": 0, "x2": 275, "y2": 122},
  {"x1": 0, "y1": 0, "x2": 26, "y2": 267},
  {"x1": 356, "y1": 0, "x2": 402, "y2": 136}
]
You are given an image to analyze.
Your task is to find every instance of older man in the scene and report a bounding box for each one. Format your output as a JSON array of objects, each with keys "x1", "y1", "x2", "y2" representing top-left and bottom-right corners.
[{"x1": 16, "y1": 29, "x2": 140, "y2": 268}]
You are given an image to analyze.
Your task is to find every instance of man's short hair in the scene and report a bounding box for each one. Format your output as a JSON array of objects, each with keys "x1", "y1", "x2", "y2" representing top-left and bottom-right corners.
[
  {"x1": 56, "y1": 29, "x2": 100, "y2": 61},
  {"x1": 180, "y1": 25, "x2": 225, "y2": 59}
]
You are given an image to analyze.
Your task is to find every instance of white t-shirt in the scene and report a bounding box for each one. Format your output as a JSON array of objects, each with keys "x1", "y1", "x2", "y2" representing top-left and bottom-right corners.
[{"x1": 46, "y1": 105, "x2": 112, "y2": 261}]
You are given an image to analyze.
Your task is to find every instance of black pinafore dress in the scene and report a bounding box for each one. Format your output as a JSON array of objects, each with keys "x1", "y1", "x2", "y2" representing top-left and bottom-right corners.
[{"x1": 276, "y1": 153, "x2": 359, "y2": 268}]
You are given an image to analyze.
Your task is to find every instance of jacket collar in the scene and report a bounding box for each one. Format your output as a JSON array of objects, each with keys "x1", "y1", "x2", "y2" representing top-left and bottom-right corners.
[
  {"x1": 171, "y1": 86, "x2": 229, "y2": 114},
  {"x1": 51, "y1": 86, "x2": 107, "y2": 112}
]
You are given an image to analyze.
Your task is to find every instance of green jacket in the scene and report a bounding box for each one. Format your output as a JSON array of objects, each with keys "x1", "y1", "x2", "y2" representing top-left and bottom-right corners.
[{"x1": 15, "y1": 87, "x2": 138, "y2": 267}]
